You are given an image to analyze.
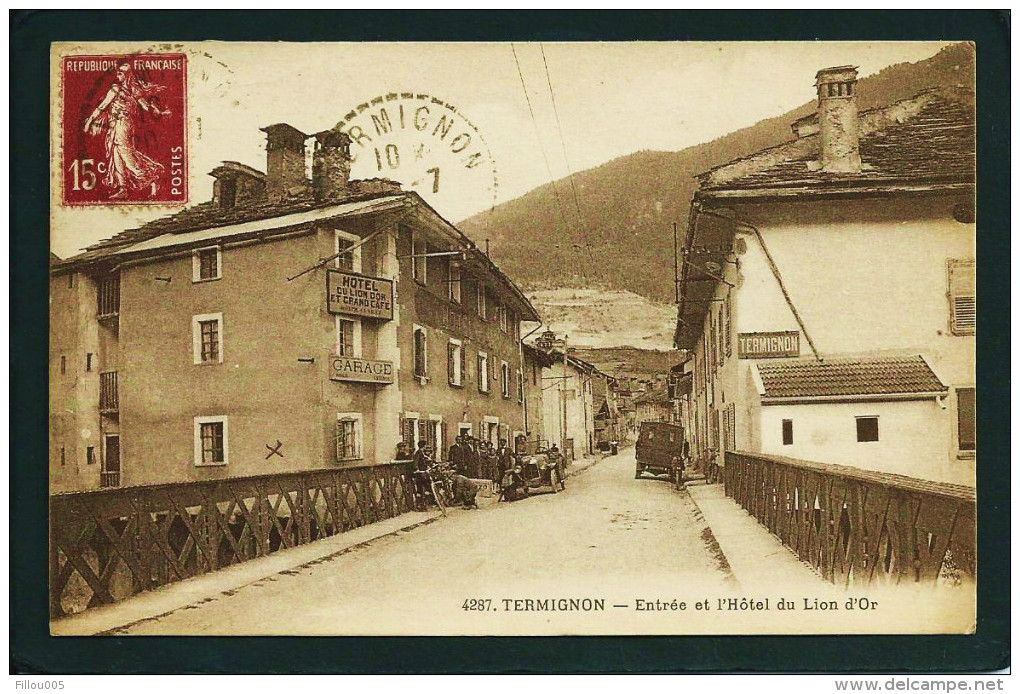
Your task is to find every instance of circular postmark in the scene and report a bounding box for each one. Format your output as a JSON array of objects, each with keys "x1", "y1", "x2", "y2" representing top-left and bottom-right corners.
[{"x1": 334, "y1": 93, "x2": 497, "y2": 219}]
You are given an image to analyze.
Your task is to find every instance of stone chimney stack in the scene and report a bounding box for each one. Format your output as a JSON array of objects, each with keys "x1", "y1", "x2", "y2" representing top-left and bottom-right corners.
[
  {"x1": 261, "y1": 123, "x2": 309, "y2": 201},
  {"x1": 815, "y1": 66, "x2": 861, "y2": 173},
  {"x1": 312, "y1": 130, "x2": 353, "y2": 201}
]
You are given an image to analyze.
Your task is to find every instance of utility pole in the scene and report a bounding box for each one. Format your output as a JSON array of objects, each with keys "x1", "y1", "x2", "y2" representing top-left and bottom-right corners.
[{"x1": 561, "y1": 334, "x2": 569, "y2": 460}]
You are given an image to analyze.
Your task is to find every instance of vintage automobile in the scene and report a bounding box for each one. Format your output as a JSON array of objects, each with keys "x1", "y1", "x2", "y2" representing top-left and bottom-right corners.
[
  {"x1": 634, "y1": 421, "x2": 686, "y2": 486},
  {"x1": 515, "y1": 442, "x2": 566, "y2": 496}
]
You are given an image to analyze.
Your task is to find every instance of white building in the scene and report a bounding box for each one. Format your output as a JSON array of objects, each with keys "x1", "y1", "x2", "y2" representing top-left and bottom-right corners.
[{"x1": 674, "y1": 67, "x2": 975, "y2": 486}]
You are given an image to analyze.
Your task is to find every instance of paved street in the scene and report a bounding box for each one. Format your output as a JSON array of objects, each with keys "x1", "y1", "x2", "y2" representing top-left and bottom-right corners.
[{"x1": 114, "y1": 449, "x2": 732, "y2": 635}]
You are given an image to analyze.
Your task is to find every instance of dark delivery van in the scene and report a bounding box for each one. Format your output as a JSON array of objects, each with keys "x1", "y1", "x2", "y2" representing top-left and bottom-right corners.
[{"x1": 634, "y1": 421, "x2": 686, "y2": 480}]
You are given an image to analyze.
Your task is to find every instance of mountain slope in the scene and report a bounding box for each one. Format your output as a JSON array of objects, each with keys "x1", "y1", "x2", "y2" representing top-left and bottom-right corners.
[{"x1": 459, "y1": 43, "x2": 975, "y2": 304}]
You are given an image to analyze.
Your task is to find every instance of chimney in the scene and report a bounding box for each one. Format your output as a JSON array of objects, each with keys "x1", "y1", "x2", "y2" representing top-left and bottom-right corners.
[
  {"x1": 312, "y1": 129, "x2": 353, "y2": 201},
  {"x1": 815, "y1": 66, "x2": 861, "y2": 173},
  {"x1": 261, "y1": 123, "x2": 309, "y2": 201}
]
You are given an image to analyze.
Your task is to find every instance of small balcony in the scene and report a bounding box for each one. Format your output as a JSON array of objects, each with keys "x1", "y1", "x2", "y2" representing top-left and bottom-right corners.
[
  {"x1": 99, "y1": 470, "x2": 121, "y2": 488},
  {"x1": 99, "y1": 371, "x2": 119, "y2": 413}
]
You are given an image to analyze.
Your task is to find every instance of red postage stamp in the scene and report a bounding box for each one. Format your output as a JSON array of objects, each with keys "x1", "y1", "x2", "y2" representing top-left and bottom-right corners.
[{"x1": 61, "y1": 53, "x2": 187, "y2": 206}]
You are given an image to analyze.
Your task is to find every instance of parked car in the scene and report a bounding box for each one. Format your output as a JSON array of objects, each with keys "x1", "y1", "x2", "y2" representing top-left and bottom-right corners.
[
  {"x1": 634, "y1": 421, "x2": 685, "y2": 485},
  {"x1": 519, "y1": 443, "x2": 566, "y2": 494}
]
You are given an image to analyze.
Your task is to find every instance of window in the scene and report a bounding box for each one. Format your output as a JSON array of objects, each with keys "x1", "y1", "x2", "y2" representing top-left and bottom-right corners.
[
  {"x1": 447, "y1": 339, "x2": 464, "y2": 387},
  {"x1": 448, "y1": 262, "x2": 461, "y2": 303},
  {"x1": 402, "y1": 413, "x2": 419, "y2": 449},
  {"x1": 498, "y1": 302, "x2": 508, "y2": 333},
  {"x1": 97, "y1": 273, "x2": 120, "y2": 317},
  {"x1": 68, "y1": 274, "x2": 74, "y2": 289},
  {"x1": 60, "y1": 446, "x2": 65, "y2": 467},
  {"x1": 412, "y1": 231, "x2": 427, "y2": 284},
  {"x1": 192, "y1": 313, "x2": 224, "y2": 364},
  {"x1": 501, "y1": 361, "x2": 511, "y2": 398},
  {"x1": 417, "y1": 417, "x2": 443, "y2": 459},
  {"x1": 192, "y1": 246, "x2": 222, "y2": 282},
  {"x1": 856, "y1": 416, "x2": 879, "y2": 443},
  {"x1": 335, "y1": 230, "x2": 362, "y2": 272},
  {"x1": 476, "y1": 283, "x2": 487, "y2": 319},
  {"x1": 194, "y1": 416, "x2": 228, "y2": 466},
  {"x1": 60, "y1": 355, "x2": 66, "y2": 375},
  {"x1": 413, "y1": 325, "x2": 428, "y2": 379},
  {"x1": 86, "y1": 353, "x2": 93, "y2": 372},
  {"x1": 478, "y1": 352, "x2": 489, "y2": 393},
  {"x1": 337, "y1": 318, "x2": 361, "y2": 357},
  {"x1": 782, "y1": 419, "x2": 793, "y2": 446},
  {"x1": 517, "y1": 368, "x2": 524, "y2": 403},
  {"x1": 532, "y1": 363, "x2": 538, "y2": 386},
  {"x1": 948, "y1": 259, "x2": 975, "y2": 335},
  {"x1": 957, "y1": 388, "x2": 976, "y2": 452},
  {"x1": 86, "y1": 446, "x2": 96, "y2": 465},
  {"x1": 509, "y1": 310, "x2": 518, "y2": 341},
  {"x1": 336, "y1": 413, "x2": 363, "y2": 461}
]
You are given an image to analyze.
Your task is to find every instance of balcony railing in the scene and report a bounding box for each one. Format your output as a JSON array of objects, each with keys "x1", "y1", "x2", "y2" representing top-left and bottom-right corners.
[
  {"x1": 99, "y1": 371, "x2": 118, "y2": 412},
  {"x1": 50, "y1": 461, "x2": 416, "y2": 617},
  {"x1": 99, "y1": 471, "x2": 120, "y2": 488},
  {"x1": 723, "y1": 451, "x2": 975, "y2": 587}
]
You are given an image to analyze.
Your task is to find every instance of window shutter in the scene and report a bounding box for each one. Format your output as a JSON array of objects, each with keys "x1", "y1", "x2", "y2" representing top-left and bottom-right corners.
[
  {"x1": 441, "y1": 421, "x2": 449, "y2": 460},
  {"x1": 724, "y1": 291, "x2": 732, "y2": 357},
  {"x1": 448, "y1": 343, "x2": 456, "y2": 385},
  {"x1": 460, "y1": 344, "x2": 467, "y2": 383},
  {"x1": 336, "y1": 419, "x2": 346, "y2": 461},
  {"x1": 949, "y1": 259, "x2": 976, "y2": 335}
]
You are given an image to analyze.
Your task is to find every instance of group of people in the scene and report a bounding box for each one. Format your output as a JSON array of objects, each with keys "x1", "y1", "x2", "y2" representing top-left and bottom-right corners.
[{"x1": 396, "y1": 434, "x2": 552, "y2": 510}]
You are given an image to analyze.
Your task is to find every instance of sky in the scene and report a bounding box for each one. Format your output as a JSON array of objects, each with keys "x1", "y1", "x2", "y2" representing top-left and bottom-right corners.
[{"x1": 50, "y1": 41, "x2": 951, "y2": 258}]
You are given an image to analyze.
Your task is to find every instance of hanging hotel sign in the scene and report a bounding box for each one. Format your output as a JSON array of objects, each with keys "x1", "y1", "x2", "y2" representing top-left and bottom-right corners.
[
  {"x1": 329, "y1": 354, "x2": 395, "y2": 384},
  {"x1": 737, "y1": 331, "x2": 801, "y2": 359},
  {"x1": 326, "y1": 269, "x2": 394, "y2": 320}
]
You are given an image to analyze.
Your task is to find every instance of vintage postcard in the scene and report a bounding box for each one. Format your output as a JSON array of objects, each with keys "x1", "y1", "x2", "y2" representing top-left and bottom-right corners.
[{"x1": 48, "y1": 40, "x2": 976, "y2": 637}]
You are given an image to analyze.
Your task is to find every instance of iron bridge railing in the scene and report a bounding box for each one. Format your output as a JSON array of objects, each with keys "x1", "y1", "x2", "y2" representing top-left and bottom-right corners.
[
  {"x1": 723, "y1": 451, "x2": 975, "y2": 587},
  {"x1": 50, "y1": 462, "x2": 416, "y2": 618}
]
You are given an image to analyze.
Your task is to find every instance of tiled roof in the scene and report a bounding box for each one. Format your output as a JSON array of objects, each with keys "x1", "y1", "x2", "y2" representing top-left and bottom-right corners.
[
  {"x1": 55, "y1": 179, "x2": 405, "y2": 269},
  {"x1": 633, "y1": 388, "x2": 670, "y2": 405},
  {"x1": 700, "y1": 87, "x2": 974, "y2": 195},
  {"x1": 757, "y1": 355, "x2": 947, "y2": 400}
]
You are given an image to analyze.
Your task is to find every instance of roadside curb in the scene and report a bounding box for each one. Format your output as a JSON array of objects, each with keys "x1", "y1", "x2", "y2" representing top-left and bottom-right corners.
[
  {"x1": 681, "y1": 481, "x2": 739, "y2": 587},
  {"x1": 51, "y1": 510, "x2": 443, "y2": 636}
]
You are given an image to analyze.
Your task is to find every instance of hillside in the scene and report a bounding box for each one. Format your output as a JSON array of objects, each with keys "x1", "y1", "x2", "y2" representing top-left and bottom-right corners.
[
  {"x1": 570, "y1": 346, "x2": 680, "y2": 381},
  {"x1": 526, "y1": 288, "x2": 677, "y2": 350},
  {"x1": 460, "y1": 43, "x2": 975, "y2": 304}
]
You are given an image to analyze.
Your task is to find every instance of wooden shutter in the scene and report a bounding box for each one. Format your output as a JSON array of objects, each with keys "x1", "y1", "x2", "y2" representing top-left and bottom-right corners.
[
  {"x1": 724, "y1": 291, "x2": 732, "y2": 357},
  {"x1": 447, "y1": 342, "x2": 456, "y2": 385},
  {"x1": 949, "y1": 260, "x2": 976, "y2": 335},
  {"x1": 957, "y1": 388, "x2": 976, "y2": 451},
  {"x1": 460, "y1": 343, "x2": 467, "y2": 384},
  {"x1": 336, "y1": 419, "x2": 347, "y2": 461}
]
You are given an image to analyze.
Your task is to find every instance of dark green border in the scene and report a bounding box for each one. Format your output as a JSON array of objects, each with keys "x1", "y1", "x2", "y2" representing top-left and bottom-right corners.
[{"x1": 11, "y1": 10, "x2": 1009, "y2": 674}]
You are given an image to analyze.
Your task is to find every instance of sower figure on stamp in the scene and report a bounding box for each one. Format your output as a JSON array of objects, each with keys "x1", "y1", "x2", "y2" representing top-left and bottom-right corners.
[{"x1": 83, "y1": 61, "x2": 170, "y2": 199}]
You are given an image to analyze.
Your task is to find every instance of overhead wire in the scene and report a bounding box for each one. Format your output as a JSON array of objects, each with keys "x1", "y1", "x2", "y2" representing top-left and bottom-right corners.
[
  {"x1": 539, "y1": 43, "x2": 606, "y2": 288},
  {"x1": 510, "y1": 43, "x2": 589, "y2": 286}
]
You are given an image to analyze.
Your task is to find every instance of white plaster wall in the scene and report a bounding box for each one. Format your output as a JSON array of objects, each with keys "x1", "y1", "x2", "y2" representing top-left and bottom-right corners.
[
  {"x1": 727, "y1": 196, "x2": 975, "y2": 472},
  {"x1": 758, "y1": 398, "x2": 973, "y2": 486}
]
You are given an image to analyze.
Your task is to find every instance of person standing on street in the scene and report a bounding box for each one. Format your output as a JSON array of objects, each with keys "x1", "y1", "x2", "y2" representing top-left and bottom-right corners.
[{"x1": 448, "y1": 435, "x2": 466, "y2": 476}]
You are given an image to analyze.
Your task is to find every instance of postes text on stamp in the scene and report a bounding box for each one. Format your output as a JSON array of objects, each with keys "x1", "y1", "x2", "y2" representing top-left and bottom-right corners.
[{"x1": 61, "y1": 53, "x2": 187, "y2": 206}]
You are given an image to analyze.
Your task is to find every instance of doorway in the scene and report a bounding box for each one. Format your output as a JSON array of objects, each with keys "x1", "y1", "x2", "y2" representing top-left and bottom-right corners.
[{"x1": 102, "y1": 434, "x2": 121, "y2": 488}]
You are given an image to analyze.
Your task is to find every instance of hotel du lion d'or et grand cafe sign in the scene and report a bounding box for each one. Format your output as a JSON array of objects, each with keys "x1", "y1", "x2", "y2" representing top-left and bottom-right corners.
[{"x1": 326, "y1": 268, "x2": 395, "y2": 384}]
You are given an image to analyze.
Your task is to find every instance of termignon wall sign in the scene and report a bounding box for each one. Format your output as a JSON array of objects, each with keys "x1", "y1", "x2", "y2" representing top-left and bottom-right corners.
[
  {"x1": 326, "y1": 269, "x2": 394, "y2": 320},
  {"x1": 737, "y1": 331, "x2": 801, "y2": 359}
]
